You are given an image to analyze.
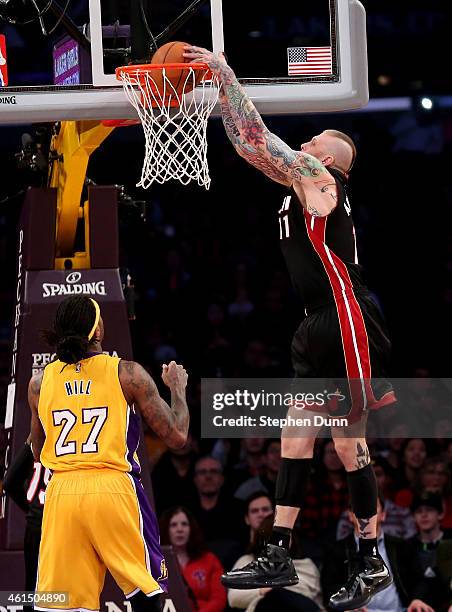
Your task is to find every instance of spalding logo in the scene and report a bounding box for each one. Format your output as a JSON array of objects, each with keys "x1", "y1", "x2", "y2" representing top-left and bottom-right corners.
[
  {"x1": 42, "y1": 280, "x2": 107, "y2": 298},
  {"x1": 66, "y1": 271, "x2": 82, "y2": 284}
]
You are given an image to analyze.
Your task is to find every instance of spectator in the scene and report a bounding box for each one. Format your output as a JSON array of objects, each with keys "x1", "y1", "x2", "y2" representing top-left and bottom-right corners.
[
  {"x1": 229, "y1": 438, "x2": 266, "y2": 492},
  {"x1": 394, "y1": 438, "x2": 427, "y2": 490},
  {"x1": 191, "y1": 456, "x2": 244, "y2": 568},
  {"x1": 228, "y1": 515, "x2": 323, "y2": 611},
  {"x1": 151, "y1": 434, "x2": 198, "y2": 515},
  {"x1": 242, "y1": 492, "x2": 274, "y2": 549},
  {"x1": 336, "y1": 456, "x2": 417, "y2": 540},
  {"x1": 395, "y1": 457, "x2": 452, "y2": 530},
  {"x1": 410, "y1": 492, "x2": 452, "y2": 570},
  {"x1": 159, "y1": 506, "x2": 227, "y2": 612},
  {"x1": 322, "y1": 496, "x2": 436, "y2": 612},
  {"x1": 409, "y1": 493, "x2": 452, "y2": 610},
  {"x1": 234, "y1": 439, "x2": 281, "y2": 501}
]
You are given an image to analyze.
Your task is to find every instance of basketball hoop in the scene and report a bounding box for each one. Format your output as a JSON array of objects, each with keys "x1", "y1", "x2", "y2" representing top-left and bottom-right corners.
[{"x1": 115, "y1": 63, "x2": 220, "y2": 190}]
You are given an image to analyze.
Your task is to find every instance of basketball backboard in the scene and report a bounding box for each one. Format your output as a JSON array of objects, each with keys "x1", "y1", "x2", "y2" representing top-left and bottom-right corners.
[{"x1": 0, "y1": 0, "x2": 368, "y2": 124}]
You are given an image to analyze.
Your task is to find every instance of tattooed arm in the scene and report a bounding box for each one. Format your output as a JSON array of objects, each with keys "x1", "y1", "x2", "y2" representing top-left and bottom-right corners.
[
  {"x1": 28, "y1": 371, "x2": 45, "y2": 461},
  {"x1": 219, "y1": 89, "x2": 291, "y2": 186},
  {"x1": 184, "y1": 46, "x2": 336, "y2": 215},
  {"x1": 119, "y1": 360, "x2": 189, "y2": 449}
]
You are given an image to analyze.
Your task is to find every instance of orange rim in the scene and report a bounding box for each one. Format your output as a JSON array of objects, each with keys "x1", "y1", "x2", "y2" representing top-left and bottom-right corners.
[
  {"x1": 116, "y1": 62, "x2": 213, "y2": 109},
  {"x1": 116, "y1": 63, "x2": 213, "y2": 84},
  {"x1": 116, "y1": 62, "x2": 209, "y2": 75}
]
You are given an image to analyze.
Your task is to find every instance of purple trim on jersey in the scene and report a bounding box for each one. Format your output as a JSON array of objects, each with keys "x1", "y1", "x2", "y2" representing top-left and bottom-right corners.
[
  {"x1": 132, "y1": 474, "x2": 168, "y2": 592},
  {"x1": 126, "y1": 407, "x2": 141, "y2": 476}
]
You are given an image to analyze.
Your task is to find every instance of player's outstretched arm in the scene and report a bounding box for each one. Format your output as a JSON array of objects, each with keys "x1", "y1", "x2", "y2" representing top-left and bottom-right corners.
[
  {"x1": 219, "y1": 88, "x2": 291, "y2": 185},
  {"x1": 119, "y1": 360, "x2": 189, "y2": 450},
  {"x1": 184, "y1": 46, "x2": 328, "y2": 186},
  {"x1": 28, "y1": 372, "x2": 45, "y2": 461}
]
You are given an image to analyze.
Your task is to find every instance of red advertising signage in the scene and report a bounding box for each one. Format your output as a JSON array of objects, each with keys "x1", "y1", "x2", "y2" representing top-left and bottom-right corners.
[{"x1": 0, "y1": 34, "x2": 8, "y2": 87}]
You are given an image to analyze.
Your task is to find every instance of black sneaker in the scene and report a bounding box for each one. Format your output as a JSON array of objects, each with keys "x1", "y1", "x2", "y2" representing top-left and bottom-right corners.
[
  {"x1": 328, "y1": 554, "x2": 393, "y2": 611},
  {"x1": 220, "y1": 544, "x2": 299, "y2": 589}
]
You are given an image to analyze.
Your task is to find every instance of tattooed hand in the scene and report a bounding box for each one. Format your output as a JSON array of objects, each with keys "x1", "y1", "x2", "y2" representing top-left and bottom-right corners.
[
  {"x1": 183, "y1": 45, "x2": 230, "y2": 77},
  {"x1": 162, "y1": 361, "x2": 188, "y2": 391}
]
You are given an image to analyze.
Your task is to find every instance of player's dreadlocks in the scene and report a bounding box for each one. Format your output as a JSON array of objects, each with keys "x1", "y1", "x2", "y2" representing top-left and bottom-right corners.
[{"x1": 43, "y1": 296, "x2": 100, "y2": 364}]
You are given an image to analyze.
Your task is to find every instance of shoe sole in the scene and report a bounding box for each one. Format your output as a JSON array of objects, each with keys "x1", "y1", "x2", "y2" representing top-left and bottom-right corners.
[
  {"x1": 221, "y1": 576, "x2": 299, "y2": 589},
  {"x1": 328, "y1": 574, "x2": 394, "y2": 611}
]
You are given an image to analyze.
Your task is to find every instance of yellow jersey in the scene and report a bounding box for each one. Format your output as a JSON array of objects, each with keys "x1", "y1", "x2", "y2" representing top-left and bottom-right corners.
[{"x1": 38, "y1": 353, "x2": 141, "y2": 474}]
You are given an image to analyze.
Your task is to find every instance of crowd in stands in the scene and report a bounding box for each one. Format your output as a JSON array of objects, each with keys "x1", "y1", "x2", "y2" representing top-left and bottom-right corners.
[{"x1": 151, "y1": 434, "x2": 452, "y2": 611}]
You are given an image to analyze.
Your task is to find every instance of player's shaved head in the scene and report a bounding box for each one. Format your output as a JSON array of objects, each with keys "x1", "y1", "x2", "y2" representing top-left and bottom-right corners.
[
  {"x1": 300, "y1": 130, "x2": 356, "y2": 174},
  {"x1": 322, "y1": 129, "x2": 356, "y2": 173}
]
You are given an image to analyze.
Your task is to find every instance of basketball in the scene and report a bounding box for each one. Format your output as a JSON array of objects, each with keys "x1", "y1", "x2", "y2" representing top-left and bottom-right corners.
[{"x1": 151, "y1": 41, "x2": 202, "y2": 97}]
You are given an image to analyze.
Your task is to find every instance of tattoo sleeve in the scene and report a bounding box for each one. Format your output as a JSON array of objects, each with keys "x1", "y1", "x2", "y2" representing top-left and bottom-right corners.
[
  {"x1": 119, "y1": 360, "x2": 189, "y2": 449},
  {"x1": 219, "y1": 89, "x2": 292, "y2": 185},
  {"x1": 214, "y1": 63, "x2": 326, "y2": 182},
  {"x1": 219, "y1": 89, "x2": 242, "y2": 146}
]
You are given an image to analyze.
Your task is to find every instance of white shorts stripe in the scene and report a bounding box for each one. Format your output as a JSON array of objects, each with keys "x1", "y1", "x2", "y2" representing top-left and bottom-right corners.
[{"x1": 323, "y1": 244, "x2": 367, "y2": 408}]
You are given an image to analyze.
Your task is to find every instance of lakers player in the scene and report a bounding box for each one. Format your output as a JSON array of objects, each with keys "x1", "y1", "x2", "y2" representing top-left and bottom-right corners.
[{"x1": 28, "y1": 295, "x2": 189, "y2": 612}]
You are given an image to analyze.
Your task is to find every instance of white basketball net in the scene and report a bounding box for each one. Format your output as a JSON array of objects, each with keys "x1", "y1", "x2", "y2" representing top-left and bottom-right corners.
[{"x1": 117, "y1": 65, "x2": 220, "y2": 190}]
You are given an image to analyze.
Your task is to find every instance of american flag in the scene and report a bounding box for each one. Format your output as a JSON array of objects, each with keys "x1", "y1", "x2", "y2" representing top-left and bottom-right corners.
[{"x1": 287, "y1": 46, "x2": 332, "y2": 76}]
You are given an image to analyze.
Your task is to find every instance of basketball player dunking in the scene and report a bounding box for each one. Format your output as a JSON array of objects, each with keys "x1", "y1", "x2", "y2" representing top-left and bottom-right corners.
[
  {"x1": 184, "y1": 46, "x2": 396, "y2": 610},
  {"x1": 29, "y1": 296, "x2": 189, "y2": 612}
]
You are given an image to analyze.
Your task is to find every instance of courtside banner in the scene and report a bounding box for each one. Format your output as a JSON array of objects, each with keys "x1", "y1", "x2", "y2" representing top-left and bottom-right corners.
[
  {"x1": 201, "y1": 378, "x2": 452, "y2": 438},
  {"x1": 0, "y1": 35, "x2": 8, "y2": 87}
]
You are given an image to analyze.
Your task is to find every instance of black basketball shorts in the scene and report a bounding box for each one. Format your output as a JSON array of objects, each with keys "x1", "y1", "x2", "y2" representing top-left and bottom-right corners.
[{"x1": 291, "y1": 290, "x2": 396, "y2": 420}]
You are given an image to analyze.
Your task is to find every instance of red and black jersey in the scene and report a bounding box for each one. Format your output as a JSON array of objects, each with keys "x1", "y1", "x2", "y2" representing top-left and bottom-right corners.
[
  {"x1": 282, "y1": 168, "x2": 397, "y2": 416},
  {"x1": 279, "y1": 167, "x2": 365, "y2": 311}
]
